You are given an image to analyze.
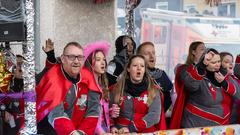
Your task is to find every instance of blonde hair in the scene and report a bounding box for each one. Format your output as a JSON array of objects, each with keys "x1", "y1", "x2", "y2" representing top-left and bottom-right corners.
[{"x1": 136, "y1": 41, "x2": 154, "y2": 54}]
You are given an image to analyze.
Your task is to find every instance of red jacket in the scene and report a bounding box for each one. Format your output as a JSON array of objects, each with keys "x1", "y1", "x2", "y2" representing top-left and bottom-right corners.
[
  {"x1": 111, "y1": 87, "x2": 166, "y2": 133},
  {"x1": 170, "y1": 64, "x2": 237, "y2": 128},
  {"x1": 169, "y1": 64, "x2": 188, "y2": 129},
  {"x1": 36, "y1": 65, "x2": 101, "y2": 135}
]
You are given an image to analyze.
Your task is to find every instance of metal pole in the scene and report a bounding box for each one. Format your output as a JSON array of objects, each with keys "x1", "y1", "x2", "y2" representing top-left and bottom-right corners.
[
  {"x1": 19, "y1": 0, "x2": 37, "y2": 134},
  {"x1": 125, "y1": 0, "x2": 135, "y2": 38}
]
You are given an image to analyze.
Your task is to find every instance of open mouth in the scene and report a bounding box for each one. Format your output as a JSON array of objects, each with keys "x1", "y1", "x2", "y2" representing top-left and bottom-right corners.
[
  {"x1": 149, "y1": 59, "x2": 154, "y2": 63},
  {"x1": 136, "y1": 72, "x2": 141, "y2": 76},
  {"x1": 128, "y1": 51, "x2": 133, "y2": 54},
  {"x1": 100, "y1": 66, "x2": 105, "y2": 70}
]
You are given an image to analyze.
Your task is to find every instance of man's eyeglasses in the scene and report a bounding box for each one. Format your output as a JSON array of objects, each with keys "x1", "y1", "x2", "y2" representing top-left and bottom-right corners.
[{"x1": 64, "y1": 54, "x2": 84, "y2": 61}]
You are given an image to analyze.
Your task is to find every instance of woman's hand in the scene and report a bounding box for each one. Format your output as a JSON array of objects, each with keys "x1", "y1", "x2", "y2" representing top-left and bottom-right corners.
[
  {"x1": 203, "y1": 51, "x2": 215, "y2": 65},
  {"x1": 110, "y1": 127, "x2": 119, "y2": 134},
  {"x1": 215, "y1": 72, "x2": 225, "y2": 83},
  {"x1": 118, "y1": 127, "x2": 129, "y2": 135},
  {"x1": 110, "y1": 104, "x2": 120, "y2": 118},
  {"x1": 4, "y1": 111, "x2": 13, "y2": 123}
]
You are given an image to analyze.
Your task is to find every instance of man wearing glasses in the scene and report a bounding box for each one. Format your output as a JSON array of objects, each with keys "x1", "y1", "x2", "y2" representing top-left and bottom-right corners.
[{"x1": 36, "y1": 42, "x2": 101, "y2": 135}]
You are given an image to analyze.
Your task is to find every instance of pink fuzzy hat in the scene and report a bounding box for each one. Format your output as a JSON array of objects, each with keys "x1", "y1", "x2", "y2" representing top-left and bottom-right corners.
[{"x1": 83, "y1": 40, "x2": 111, "y2": 63}]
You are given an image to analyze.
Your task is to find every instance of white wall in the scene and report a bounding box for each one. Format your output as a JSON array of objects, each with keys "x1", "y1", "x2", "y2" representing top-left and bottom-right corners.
[{"x1": 38, "y1": 0, "x2": 116, "y2": 72}]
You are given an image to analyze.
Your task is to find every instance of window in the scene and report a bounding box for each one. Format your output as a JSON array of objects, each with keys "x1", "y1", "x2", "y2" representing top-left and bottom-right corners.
[
  {"x1": 218, "y1": 3, "x2": 236, "y2": 17},
  {"x1": 184, "y1": 4, "x2": 198, "y2": 14},
  {"x1": 156, "y1": 2, "x2": 168, "y2": 10}
]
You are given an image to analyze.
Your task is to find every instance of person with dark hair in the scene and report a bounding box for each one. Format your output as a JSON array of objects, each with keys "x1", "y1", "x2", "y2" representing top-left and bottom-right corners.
[
  {"x1": 110, "y1": 55, "x2": 166, "y2": 134},
  {"x1": 170, "y1": 41, "x2": 205, "y2": 129},
  {"x1": 233, "y1": 54, "x2": 240, "y2": 124},
  {"x1": 106, "y1": 35, "x2": 136, "y2": 86},
  {"x1": 136, "y1": 41, "x2": 173, "y2": 114},
  {"x1": 220, "y1": 52, "x2": 240, "y2": 124},
  {"x1": 36, "y1": 42, "x2": 101, "y2": 135},
  {"x1": 172, "y1": 48, "x2": 240, "y2": 128},
  {"x1": 220, "y1": 52, "x2": 234, "y2": 75},
  {"x1": 11, "y1": 54, "x2": 25, "y2": 92},
  {"x1": 234, "y1": 54, "x2": 240, "y2": 79}
]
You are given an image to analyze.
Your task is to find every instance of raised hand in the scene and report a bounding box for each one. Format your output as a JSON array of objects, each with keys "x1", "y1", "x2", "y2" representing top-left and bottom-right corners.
[
  {"x1": 203, "y1": 51, "x2": 215, "y2": 65},
  {"x1": 42, "y1": 38, "x2": 54, "y2": 53}
]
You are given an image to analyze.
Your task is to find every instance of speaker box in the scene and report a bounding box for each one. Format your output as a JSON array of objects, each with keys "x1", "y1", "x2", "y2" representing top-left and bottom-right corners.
[
  {"x1": 0, "y1": 22, "x2": 26, "y2": 42},
  {"x1": 0, "y1": 0, "x2": 26, "y2": 42}
]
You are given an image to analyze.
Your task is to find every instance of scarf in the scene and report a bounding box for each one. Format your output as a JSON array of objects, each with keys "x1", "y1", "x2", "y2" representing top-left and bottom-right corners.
[{"x1": 125, "y1": 78, "x2": 148, "y2": 97}]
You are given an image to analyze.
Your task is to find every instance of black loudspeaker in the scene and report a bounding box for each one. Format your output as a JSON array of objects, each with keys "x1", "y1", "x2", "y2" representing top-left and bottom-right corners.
[
  {"x1": 0, "y1": 22, "x2": 26, "y2": 42},
  {"x1": 0, "y1": 0, "x2": 26, "y2": 42}
]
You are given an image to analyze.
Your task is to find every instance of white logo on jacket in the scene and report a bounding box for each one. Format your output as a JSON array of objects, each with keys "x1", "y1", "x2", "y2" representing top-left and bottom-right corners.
[
  {"x1": 128, "y1": 94, "x2": 148, "y2": 104},
  {"x1": 77, "y1": 94, "x2": 87, "y2": 109}
]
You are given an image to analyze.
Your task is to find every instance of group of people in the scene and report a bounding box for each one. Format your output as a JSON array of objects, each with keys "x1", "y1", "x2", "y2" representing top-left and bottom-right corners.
[
  {"x1": 34, "y1": 36, "x2": 240, "y2": 135},
  {"x1": 170, "y1": 42, "x2": 240, "y2": 128}
]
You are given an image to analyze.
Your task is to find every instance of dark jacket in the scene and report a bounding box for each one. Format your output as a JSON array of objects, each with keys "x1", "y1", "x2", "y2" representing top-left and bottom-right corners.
[{"x1": 106, "y1": 35, "x2": 136, "y2": 86}]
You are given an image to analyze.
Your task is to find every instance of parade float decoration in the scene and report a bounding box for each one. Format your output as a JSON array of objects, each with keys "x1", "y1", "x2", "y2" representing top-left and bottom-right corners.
[
  {"x1": 0, "y1": 51, "x2": 13, "y2": 93},
  {"x1": 0, "y1": 0, "x2": 36, "y2": 134},
  {"x1": 0, "y1": 0, "x2": 239, "y2": 134}
]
